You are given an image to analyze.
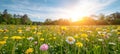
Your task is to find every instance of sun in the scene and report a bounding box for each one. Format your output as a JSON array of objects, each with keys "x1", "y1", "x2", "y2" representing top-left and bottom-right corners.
[
  {"x1": 69, "y1": 10, "x2": 88, "y2": 22},
  {"x1": 66, "y1": 0, "x2": 95, "y2": 22},
  {"x1": 68, "y1": 6, "x2": 90, "y2": 22},
  {"x1": 70, "y1": 13, "x2": 86, "y2": 22}
]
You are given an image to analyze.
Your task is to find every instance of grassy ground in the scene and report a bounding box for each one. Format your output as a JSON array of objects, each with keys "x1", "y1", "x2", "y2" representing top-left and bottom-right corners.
[{"x1": 0, "y1": 25, "x2": 120, "y2": 54}]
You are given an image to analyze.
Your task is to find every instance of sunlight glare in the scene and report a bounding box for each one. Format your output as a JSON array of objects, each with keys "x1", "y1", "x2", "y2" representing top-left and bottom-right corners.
[{"x1": 68, "y1": 0, "x2": 96, "y2": 22}]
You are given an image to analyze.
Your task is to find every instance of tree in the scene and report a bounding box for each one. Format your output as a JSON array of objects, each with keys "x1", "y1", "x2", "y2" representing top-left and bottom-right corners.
[
  {"x1": 44, "y1": 19, "x2": 52, "y2": 25},
  {"x1": 2, "y1": 9, "x2": 9, "y2": 24},
  {"x1": 0, "y1": 12, "x2": 3, "y2": 23},
  {"x1": 99, "y1": 14, "x2": 105, "y2": 20},
  {"x1": 21, "y1": 14, "x2": 31, "y2": 24},
  {"x1": 106, "y1": 12, "x2": 120, "y2": 25}
]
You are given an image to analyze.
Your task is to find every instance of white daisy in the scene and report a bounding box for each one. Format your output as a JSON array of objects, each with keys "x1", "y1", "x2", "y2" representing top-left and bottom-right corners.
[
  {"x1": 108, "y1": 42, "x2": 116, "y2": 45},
  {"x1": 27, "y1": 37, "x2": 34, "y2": 41},
  {"x1": 98, "y1": 39, "x2": 104, "y2": 42},
  {"x1": 66, "y1": 36, "x2": 75, "y2": 44}
]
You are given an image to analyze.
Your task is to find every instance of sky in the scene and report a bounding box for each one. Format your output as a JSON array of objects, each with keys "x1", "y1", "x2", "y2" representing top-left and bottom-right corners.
[{"x1": 0, "y1": 0, "x2": 120, "y2": 22}]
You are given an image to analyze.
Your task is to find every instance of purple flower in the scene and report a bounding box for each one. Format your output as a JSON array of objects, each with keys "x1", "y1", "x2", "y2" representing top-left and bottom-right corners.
[{"x1": 40, "y1": 44, "x2": 48, "y2": 51}]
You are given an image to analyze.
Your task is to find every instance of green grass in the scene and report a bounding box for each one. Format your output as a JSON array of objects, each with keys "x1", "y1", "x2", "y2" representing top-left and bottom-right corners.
[{"x1": 0, "y1": 25, "x2": 120, "y2": 54}]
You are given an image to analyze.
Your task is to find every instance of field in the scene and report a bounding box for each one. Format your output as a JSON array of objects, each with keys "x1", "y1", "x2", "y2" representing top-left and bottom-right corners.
[{"x1": 0, "y1": 25, "x2": 120, "y2": 54}]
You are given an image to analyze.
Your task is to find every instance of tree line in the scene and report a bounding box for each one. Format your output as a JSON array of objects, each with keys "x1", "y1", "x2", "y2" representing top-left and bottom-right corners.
[
  {"x1": 0, "y1": 9, "x2": 120, "y2": 25},
  {"x1": 0, "y1": 9, "x2": 32, "y2": 25},
  {"x1": 34, "y1": 12, "x2": 120, "y2": 25}
]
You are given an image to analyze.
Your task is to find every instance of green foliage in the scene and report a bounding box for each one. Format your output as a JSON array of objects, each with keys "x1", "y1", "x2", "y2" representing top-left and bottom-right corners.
[{"x1": 0, "y1": 9, "x2": 32, "y2": 25}]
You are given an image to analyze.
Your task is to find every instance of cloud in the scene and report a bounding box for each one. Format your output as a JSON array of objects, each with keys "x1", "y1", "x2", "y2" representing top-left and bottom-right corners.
[{"x1": 1, "y1": 0, "x2": 117, "y2": 21}]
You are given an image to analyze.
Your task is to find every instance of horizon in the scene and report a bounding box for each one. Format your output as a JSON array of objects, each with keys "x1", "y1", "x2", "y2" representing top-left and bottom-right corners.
[{"x1": 0, "y1": 0, "x2": 120, "y2": 22}]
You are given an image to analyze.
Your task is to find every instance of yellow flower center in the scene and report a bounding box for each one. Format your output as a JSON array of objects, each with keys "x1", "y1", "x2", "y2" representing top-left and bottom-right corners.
[{"x1": 68, "y1": 37, "x2": 73, "y2": 42}]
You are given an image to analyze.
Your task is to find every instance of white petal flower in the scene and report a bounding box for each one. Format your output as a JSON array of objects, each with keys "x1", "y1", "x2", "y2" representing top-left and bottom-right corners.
[
  {"x1": 27, "y1": 37, "x2": 34, "y2": 41},
  {"x1": 108, "y1": 42, "x2": 116, "y2": 45},
  {"x1": 66, "y1": 36, "x2": 75, "y2": 44},
  {"x1": 98, "y1": 39, "x2": 104, "y2": 42}
]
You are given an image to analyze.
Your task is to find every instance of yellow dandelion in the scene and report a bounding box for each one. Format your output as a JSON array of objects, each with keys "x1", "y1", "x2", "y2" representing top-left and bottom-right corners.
[
  {"x1": 37, "y1": 32, "x2": 42, "y2": 35},
  {"x1": 4, "y1": 29, "x2": 9, "y2": 32},
  {"x1": 25, "y1": 48, "x2": 33, "y2": 54},
  {"x1": 0, "y1": 41, "x2": 6, "y2": 45},
  {"x1": 11, "y1": 36, "x2": 22, "y2": 40},
  {"x1": 0, "y1": 29, "x2": 4, "y2": 32},
  {"x1": 31, "y1": 26, "x2": 37, "y2": 30},
  {"x1": 3, "y1": 36, "x2": 8, "y2": 39},
  {"x1": 61, "y1": 26, "x2": 67, "y2": 30},
  {"x1": 117, "y1": 32, "x2": 120, "y2": 35},
  {"x1": 75, "y1": 42, "x2": 83, "y2": 47},
  {"x1": 53, "y1": 37, "x2": 56, "y2": 40},
  {"x1": 40, "y1": 38, "x2": 44, "y2": 41},
  {"x1": 100, "y1": 34, "x2": 105, "y2": 37},
  {"x1": 81, "y1": 33, "x2": 88, "y2": 38},
  {"x1": 17, "y1": 29, "x2": 22, "y2": 33},
  {"x1": 33, "y1": 31, "x2": 36, "y2": 34}
]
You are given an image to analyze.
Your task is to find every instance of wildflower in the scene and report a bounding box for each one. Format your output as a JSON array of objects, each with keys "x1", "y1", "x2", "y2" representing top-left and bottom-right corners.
[
  {"x1": 75, "y1": 42, "x2": 83, "y2": 47},
  {"x1": 11, "y1": 36, "x2": 22, "y2": 40},
  {"x1": 61, "y1": 26, "x2": 67, "y2": 30},
  {"x1": 80, "y1": 33, "x2": 88, "y2": 38},
  {"x1": 37, "y1": 32, "x2": 42, "y2": 35},
  {"x1": 100, "y1": 34, "x2": 105, "y2": 37},
  {"x1": 0, "y1": 41, "x2": 6, "y2": 45},
  {"x1": 107, "y1": 33, "x2": 112, "y2": 36},
  {"x1": 103, "y1": 32, "x2": 107, "y2": 34},
  {"x1": 25, "y1": 48, "x2": 34, "y2": 54},
  {"x1": 108, "y1": 42, "x2": 116, "y2": 45},
  {"x1": 17, "y1": 29, "x2": 22, "y2": 33},
  {"x1": 52, "y1": 37, "x2": 56, "y2": 40},
  {"x1": 98, "y1": 39, "x2": 104, "y2": 42},
  {"x1": 117, "y1": 32, "x2": 120, "y2": 35},
  {"x1": 66, "y1": 36, "x2": 75, "y2": 44},
  {"x1": 0, "y1": 29, "x2": 4, "y2": 32},
  {"x1": 40, "y1": 44, "x2": 49, "y2": 51},
  {"x1": 26, "y1": 27, "x2": 30, "y2": 31},
  {"x1": 98, "y1": 31, "x2": 102, "y2": 34},
  {"x1": 33, "y1": 31, "x2": 36, "y2": 34},
  {"x1": 40, "y1": 38, "x2": 44, "y2": 41},
  {"x1": 34, "y1": 41, "x2": 38, "y2": 45},
  {"x1": 111, "y1": 29, "x2": 116, "y2": 32},
  {"x1": 31, "y1": 26, "x2": 37, "y2": 30},
  {"x1": 3, "y1": 36, "x2": 8, "y2": 40},
  {"x1": 3, "y1": 29, "x2": 9, "y2": 32},
  {"x1": 27, "y1": 37, "x2": 34, "y2": 41}
]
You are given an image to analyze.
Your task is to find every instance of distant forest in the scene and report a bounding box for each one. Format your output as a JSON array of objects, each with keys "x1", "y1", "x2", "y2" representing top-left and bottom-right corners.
[{"x1": 0, "y1": 9, "x2": 120, "y2": 25}]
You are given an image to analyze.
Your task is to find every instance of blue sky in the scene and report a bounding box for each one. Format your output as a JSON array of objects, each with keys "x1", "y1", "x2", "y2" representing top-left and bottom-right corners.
[{"x1": 0, "y1": 0, "x2": 120, "y2": 22}]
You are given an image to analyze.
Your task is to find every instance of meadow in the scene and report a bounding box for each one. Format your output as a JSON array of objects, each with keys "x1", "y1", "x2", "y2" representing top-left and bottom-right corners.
[{"x1": 0, "y1": 25, "x2": 120, "y2": 54}]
